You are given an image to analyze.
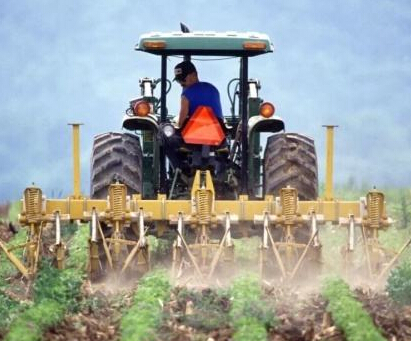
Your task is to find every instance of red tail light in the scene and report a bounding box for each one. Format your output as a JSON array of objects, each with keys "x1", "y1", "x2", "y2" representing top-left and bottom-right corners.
[
  {"x1": 259, "y1": 102, "x2": 275, "y2": 118},
  {"x1": 133, "y1": 100, "x2": 151, "y2": 117}
]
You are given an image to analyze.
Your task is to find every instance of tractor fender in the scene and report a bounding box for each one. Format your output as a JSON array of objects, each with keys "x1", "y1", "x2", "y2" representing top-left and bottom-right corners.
[
  {"x1": 122, "y1": 114, "x2": 159, "y2": 132},
  {"x1": 247, "y1": 115, "x2": 285, "y2": 138}
]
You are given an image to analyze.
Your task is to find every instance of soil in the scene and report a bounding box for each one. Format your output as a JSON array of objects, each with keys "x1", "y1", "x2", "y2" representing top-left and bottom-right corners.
[
  {"x1": 43, "y1": 284, "x2": 130, "y2": 341},
  {"x1": 1, "y1": 201, "x2": 409, "y2": 341},
  {"x1": 0, "y1": 204, "x2": 16, "y2": 242},
  {"x1": 0, "y1": 222, "x2": 14, "y2": 243},
  {"x1": 355, "y1": 288, "x2": 411, "y2": 341},
  {"x1": 37, "y1": 284, "x2": 411, "y2": 341}
]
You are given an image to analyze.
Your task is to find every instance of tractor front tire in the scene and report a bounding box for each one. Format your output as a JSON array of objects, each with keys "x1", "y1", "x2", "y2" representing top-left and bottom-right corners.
[
  {"x1": 90, "y1": 132, "x2": 143, "y2": 199},
  {"x1": 264, "y1": 132, "x2": 318, "y2": 200}
]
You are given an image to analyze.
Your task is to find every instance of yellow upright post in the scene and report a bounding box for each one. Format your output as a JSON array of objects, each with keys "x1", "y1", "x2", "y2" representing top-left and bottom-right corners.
[
  {"x1": 323, "y1": 125, "x2": 338, "y2": 201},
  {"x1": 69, "y1": 123, "x2": 83, "y2": 199}
]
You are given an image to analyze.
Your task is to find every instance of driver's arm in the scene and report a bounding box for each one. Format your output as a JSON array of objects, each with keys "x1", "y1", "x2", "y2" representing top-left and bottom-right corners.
[{"x1": 178, "y1": 96, "x2": 189, "y2": 128}]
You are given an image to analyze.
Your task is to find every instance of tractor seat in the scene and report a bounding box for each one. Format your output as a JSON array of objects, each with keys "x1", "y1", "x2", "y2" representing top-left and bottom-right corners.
[
  {"x1": 216, "y1": 146, "x2": 229, "y2": 155},
  {"x1": 177, "y1": 142, "x2": 229, "y2": 155},
  {"x1": 178, "y1": 146, "x2": 191, "y2": 153}
]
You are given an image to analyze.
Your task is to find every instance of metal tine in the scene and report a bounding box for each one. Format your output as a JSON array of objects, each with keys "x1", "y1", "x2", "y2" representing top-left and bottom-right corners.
[{"x1": 55, "y1": 211, "x2": 61, "y2": 245}]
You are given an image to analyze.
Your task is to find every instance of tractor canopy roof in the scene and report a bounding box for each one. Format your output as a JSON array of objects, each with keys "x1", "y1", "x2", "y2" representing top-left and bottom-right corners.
[{"x1": 136, "y1": 31, "x2": 273, "y2": 57}]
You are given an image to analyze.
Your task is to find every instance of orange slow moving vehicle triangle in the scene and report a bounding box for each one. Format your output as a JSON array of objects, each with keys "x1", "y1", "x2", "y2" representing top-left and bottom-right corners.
[{"x1": 181, "y1": 106, "x2": 225, "y2": 146}]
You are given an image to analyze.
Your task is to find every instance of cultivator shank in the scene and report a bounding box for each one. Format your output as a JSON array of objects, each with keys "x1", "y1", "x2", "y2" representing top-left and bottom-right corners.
[
  {"x1": 86, "y1": 182, "x2": 150, "y2": 277},
  {"x1": 255, "y1": 187, "x2": 324, "y2": 281}
]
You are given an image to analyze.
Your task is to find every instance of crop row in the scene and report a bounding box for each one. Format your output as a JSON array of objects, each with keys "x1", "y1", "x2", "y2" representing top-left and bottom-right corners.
[
  {"x1": 120, "y1": 270, "x2": 171, "y2": 341},
  {"x1": 322, "y1": 277, "x2": 385, "y2": 341},
  {"x1": 229, "y1": 275, "x2": 276, "y2": 341}
]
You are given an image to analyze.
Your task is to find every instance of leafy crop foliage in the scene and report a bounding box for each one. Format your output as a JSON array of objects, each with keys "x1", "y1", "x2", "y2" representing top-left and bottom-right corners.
[
  {"x1": 386, "y1": 261, "x2": 411, "y2": 305},
  {"x1": 5, "y1": 224, "x2": 88, "y2": 341},
  {"x1": 322, "y1": 277, "x2": 385, "y2": 341},
  {"x1": 121, "y1": 270, "x2": 171, "y2": 341},
  {"x1": 0, "y1": 293, "x2": 27, "y2": 331},
  {"x1": 229, "y1": 275, "x2": 276, "y2": 341}
]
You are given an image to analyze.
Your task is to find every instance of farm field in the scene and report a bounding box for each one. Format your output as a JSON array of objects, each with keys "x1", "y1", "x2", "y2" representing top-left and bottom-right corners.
[{"x1": 0, "y1": 188, "x2": 410, "y2": 341}]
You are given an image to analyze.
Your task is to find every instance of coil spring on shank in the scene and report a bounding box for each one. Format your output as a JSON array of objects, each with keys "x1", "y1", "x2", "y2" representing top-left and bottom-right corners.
[
  {"x1": 368, "y1": 192, "x2": 382, "y2": 229},
  {"x1": 25, "y1": 188, "x2": 42, "y2": 221},
  {"x1": 110, "y1": 185, "x2": 126, "y2": 220},
  {"x1": 281, "y1": 188, "x2": 297, "y2": 224},
  {"x1": 196, "y1": 189, "x2": 211, "y2": 225}
]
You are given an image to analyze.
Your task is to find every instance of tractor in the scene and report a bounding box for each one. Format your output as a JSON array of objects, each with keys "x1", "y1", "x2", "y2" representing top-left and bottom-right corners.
[
  {"x1": 89, "y1": 27, "x2": 319, "y2": 281},
  {"x1": 3, "y1": 27, "x2": 406, "y2": 287}
]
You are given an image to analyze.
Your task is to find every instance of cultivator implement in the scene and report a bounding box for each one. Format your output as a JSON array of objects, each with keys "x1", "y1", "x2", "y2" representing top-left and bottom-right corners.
[
  {"x1": 7, "y1": 173, "x2": 399, "y2": 284},
  {"x1": 2, "y1": 124, "x2": 409, "y2": 286}
]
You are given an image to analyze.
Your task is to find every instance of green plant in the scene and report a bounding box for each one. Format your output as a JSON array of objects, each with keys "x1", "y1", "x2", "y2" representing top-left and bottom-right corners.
[
  {"x1": 5, "y1": 299, "x2": 64, "y2": 341},
  {"x1": 0, "y1": 229, "x2": 27, "y2": 286},
  {"x1": 147, "y1": 235, "x2": 173, "y2": 263},
  {"x1": 0, "y1": 293, "x2": 28, "y2": 332},
  {"x1": 229, "y1": 275, "x2": 276, "y2": 341},
  {"x1": 5, "y1": 225, "x2": 88, "y2": 341},
  {"x1": 120, "y1": 270, "x2": 171, "y2": 341},
  {"x1": 322, "y1": 277, "x2": 385, "y2": 341},
  {"x1": 386, "y1": 261, "x2": 411, "y2": 305}
]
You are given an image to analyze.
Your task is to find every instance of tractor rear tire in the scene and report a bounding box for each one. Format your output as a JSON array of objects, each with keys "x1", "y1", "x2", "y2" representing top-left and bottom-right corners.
[
  {"x1": 263, "y1": 133, "x2": 320, "y2": 280},
  {"x1": 263, "y1": 133, "x2": 318, "y2": 200},
  {"x1": 90, "y1": 132, "x2": 143, "y2": 199}
]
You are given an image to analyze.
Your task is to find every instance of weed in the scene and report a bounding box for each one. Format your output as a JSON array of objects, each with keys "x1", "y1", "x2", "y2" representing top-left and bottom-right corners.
[{"x1": 386, "y1": 260, "x2": 411, "y2": 305}]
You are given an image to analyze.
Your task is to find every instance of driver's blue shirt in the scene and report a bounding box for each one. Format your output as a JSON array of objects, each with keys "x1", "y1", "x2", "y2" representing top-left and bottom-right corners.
[{"x1": 182, "y1": 82, "x2": 223, "y2": 119}]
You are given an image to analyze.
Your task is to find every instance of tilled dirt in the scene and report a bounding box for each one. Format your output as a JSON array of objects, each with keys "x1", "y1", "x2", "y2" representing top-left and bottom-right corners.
[
  {"x1": 5, "y1": 280, "x2": 411, "y2": 341},
  {"x1": 267, "y1": 290, "x2": 343, "y2": 341},
  {"x1": 355, "y1": 288, "x2": 411, "y2": 341},
  {"x1": 0, "y1": 221, "x2": 16, "y2": 242},
  {"x1": 43, "y1": 288, "x2": 129, "y2": 341},
  {"x1": 159, "y1": 287, "x2": 234, "y2": 341}
]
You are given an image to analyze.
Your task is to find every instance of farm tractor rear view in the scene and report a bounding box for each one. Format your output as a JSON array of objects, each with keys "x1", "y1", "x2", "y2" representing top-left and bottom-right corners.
[{"x1": 2, "y1": 26, "x2": 409, "y2": 287}]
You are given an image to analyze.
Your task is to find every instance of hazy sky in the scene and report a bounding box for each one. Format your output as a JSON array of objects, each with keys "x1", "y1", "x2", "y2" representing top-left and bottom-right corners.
[{"x1": 0, "y1": 0, "x2": 410, "y2": 200}]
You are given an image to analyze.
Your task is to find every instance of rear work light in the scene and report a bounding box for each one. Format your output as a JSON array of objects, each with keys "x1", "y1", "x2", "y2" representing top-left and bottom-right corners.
[
  {"x1": 259, "y1": 102, "x2": 275, "y2": 118},
  {"x1": 243, "y1": 41, "x2": 267, "y2": 50},
  {"x1": 143, "y1": 40, "x2": 166, "y2": 49},
  {"x1": 133, "y1": 100, "x2": 151, "y2": 117}
]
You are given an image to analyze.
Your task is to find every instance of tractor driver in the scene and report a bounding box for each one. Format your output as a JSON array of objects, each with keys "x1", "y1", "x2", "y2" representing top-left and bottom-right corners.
[
  {"x1": 173, "y1": 60, "x2": 223, "y2": 128},
  {"x1": 163, "y1": 60, "x2": 223, "y2": 170}
]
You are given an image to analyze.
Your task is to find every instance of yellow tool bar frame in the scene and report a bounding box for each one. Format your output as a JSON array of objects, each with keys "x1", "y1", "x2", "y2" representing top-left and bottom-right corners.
[{"x1": 39, "y1": 195, "x2": 360, "y2": 223}]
